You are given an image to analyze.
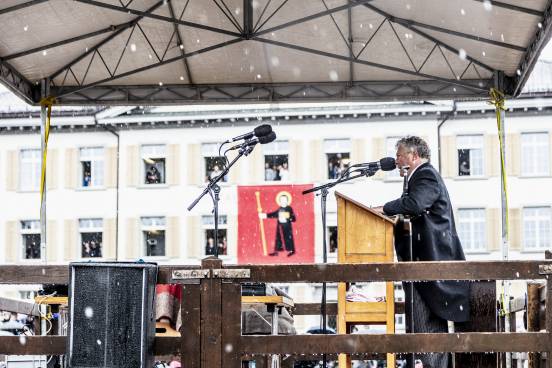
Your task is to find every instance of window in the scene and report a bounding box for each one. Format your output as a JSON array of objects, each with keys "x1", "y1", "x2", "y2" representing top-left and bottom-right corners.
[
  {"x1": 201, "y1": 143, "x2": 227, "y2": 183},
  {"x1": 21, "y1": 220, "x2": 41, "y2": 260},
  {"x1": 523, "y1": 207, "x2": 551, "y2": 250},
  {"x1": 79, "y1": 218, "x2": 103, "y2": 258},
  {"x1": 19, "y1": 149, "x2": 41, "y2": 191},
  {"x1": 202, "y1": 215, "x2": 227, "y2": 255},
  {"x1": 80, "y1": 147, "x2": 104, "y2": 187},
  {"x1": 142, "y1": 145, "x2": 166, "y2": 184},
  {"x1": 457, "y1": 208, "x2": 486, "y2": 252},
  {"x1": 141, "y1": 217, "x2": 166, "y2": 256},
  {"x1": 457, "y1": 135, "x2": 484, "y2": 177},
  {"x1": 521, "y1": 133, "x2": 550, "y2": 176},
  {"x1": 324, "y1": 139, "x2": 351, "y2": 179},
  {"x1": 263, "y1": 140, "x2": 289, "y2": 181},
  {"x1": 386, "y1": 136, "x2": 401, "y2": 178}
]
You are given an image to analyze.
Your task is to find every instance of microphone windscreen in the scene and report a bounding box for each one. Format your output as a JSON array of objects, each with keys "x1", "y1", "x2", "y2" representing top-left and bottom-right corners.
[
  {"x1": 379, "y1": 157, "x2": 396, "y2": 171},
  {"x1": 254, "y1": 124, "x2": 273, "y2": 137},
  {"x1": 258, "y1": 131, "x2": 277, "y2": 144}
]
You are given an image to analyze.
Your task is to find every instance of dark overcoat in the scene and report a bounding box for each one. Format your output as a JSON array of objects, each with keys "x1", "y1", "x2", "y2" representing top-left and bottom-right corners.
[{"x1": 383, "y1": 162, "x2": 470, "y2": 322}]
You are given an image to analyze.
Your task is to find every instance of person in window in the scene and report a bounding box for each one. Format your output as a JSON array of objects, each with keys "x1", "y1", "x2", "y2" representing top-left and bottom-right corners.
[
  {"x1": 83, "y1": 171, "x2": 91, "y2": 187},
  {"x1": 146, "y1": 165, "x2": 161, "y2": 184},
  {"x1": 205, "y1": 237, "x2": 216, "y2": 255},
  {"x1": 279, "y1": 162, "x2": 290, "y2": 181},
  {"x1": 209, "y1": 165, "x2": 223, "y2": 180},
  {"x1": 82, "y1": 241, "x2": 91, "y2": 257},
  {"x1": 89, "y1": 240, "x2": 102, "y2": 257},
  {"x1": 259, "y1": 193, "x2": 296, "y2": 256},
  {"x1": 272, "y1": 164, "x2": 281, "y2": 181},
  {"x1": 374, "y1": 136, "x2": 469, "y2": 368},
  {"x1": 265, "y1": 162, "x2": 276, "y2": 181}
]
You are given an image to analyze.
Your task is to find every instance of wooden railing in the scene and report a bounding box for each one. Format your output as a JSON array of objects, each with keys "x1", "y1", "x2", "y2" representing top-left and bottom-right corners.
[{"x1": 1, "y1": 258, "x2": 551, "y2": 367}]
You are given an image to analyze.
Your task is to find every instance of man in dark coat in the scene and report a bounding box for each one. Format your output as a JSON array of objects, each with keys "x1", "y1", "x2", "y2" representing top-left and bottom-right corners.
[
  {"x1": 380, "y1": 136, "x2": 470, "y2": 368},
  {"x1": 260, "y1": 193, "x2": 297, "y2": 256}
]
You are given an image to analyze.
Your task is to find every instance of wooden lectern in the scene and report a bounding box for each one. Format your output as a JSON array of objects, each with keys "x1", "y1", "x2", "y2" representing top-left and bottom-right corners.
[{"x1": 335, "y1": 191, "x2": 396, "y2": 368}]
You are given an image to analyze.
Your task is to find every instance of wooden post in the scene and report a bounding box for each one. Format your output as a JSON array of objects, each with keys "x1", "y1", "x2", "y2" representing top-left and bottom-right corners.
[
  {"x1": 181, "y1": 283, "x2": 201, "y2": 368},
  {"x1": 528, "y1": 282, "x2": 542, "y2": 368},
  {"x1": 201, "y1": 257, "x2": 223, "y2": 367},
  {"x1": 222, "y1": 282, "x2": 242, "y2": 368}
]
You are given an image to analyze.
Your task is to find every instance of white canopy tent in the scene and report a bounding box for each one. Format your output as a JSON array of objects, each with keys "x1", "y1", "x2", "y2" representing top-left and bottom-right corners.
[{"x1": 0, "y1": 0, "x2": 550, "y2": 105}]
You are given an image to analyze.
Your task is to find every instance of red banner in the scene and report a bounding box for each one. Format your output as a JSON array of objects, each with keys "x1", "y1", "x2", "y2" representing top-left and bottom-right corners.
[{"x1": 238, "y1": 184, "x2": 315, "y2": 264}]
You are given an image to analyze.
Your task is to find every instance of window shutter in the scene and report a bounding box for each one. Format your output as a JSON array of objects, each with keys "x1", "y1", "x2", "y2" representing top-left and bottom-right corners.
[
  {"x1": 289, "y1": 140, "x2": 303, "y2": 182},
  {"x1": 105, "y1": 147, "x2": 117, "y2": 188},
  {"x1": 63, "y1": 219, "x2": 77, "y2": 261},
  {"x1": 441, "y1": 136, "x2": 457, "y2": 178},
  {"x1": 506, "y1": 134, "x2": 520, "y2": 177},
  {"x1": 310, "y1": 140, "x2": 324, "y2": 181},
  {"x1": 125, "y1": 218, "x2": 140, "y2": 260},
  {"x1": 251, "y1": 145, "x2": 264, "y2": 183},
  {"x1": 227, "y1": 215, "x2": 238, "y2": 258},
  {"x1": 126, "y1": 145, "x2": 139, "y2": 187},
  {"x1": 167, "y1": 144, "x2": 180, "y2": 186},
  {"x1": 65, "y1": 148, "x2": 78, "y2": 189},
  {"x1": 509, "y1": 208, "x2": 521, "y2": 250},
  {"x1": 47, "y1": 220, "x2": 57, "y2": 262},
  {"x1": 186, "y1": 216, "x2": 201, "y2": 259},
  {"x1": 46, "y1": 149, "x2": 58, "y2": 190},
  {"x1": 486, "y1": 208, "x2": 500, "y2": 251},
  {"x1": 103, "y1": 218, "x2": 116, "y2": 260},
  {"x1": 167, "y1": 216, "x2": 180, "y2": 259},
  {"x1": 484, "y1": 135, "x2": 499, "y2": 177},
  {"x1": 6, "y1": 151, "x2": 18, "y2": 191},
  {"x1": 186, "y1": 144, "x2": 201, "y2": 185},
  {"x1": 4, "y1": 221, "x2": 18, "y2": 263},
  {"x1": 371, "y1": 137, "x2": 384, "y2": 180}
]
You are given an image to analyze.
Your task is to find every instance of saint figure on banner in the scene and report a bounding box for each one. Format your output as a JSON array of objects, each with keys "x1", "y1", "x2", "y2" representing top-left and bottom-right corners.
[{"x1": 259, "y1": 191, "x2": 296, "y2": 256}]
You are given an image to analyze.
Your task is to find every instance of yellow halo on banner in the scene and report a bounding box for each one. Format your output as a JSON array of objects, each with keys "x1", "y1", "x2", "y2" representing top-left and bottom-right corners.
[{"x1": 275, "y1": 191, "x2": 292, "y2": 206}]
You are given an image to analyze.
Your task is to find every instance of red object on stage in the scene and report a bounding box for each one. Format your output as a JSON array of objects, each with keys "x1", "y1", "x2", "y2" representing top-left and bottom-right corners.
[{"x1": 238, "y1": 184, "x2": 315, "y2": 264}]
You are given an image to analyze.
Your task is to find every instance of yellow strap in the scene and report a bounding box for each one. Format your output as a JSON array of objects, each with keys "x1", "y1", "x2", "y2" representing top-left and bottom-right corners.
[
  {"x1": 39, "y1": 97, "x2": 56, "y2": 205},
  {"x1": 489, "y1": 88, "x2": 510, "y2": 317}
]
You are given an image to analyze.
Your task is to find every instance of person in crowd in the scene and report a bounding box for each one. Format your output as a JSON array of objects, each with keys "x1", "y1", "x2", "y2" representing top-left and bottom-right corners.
[{"x1": 146, "y1": 165, "x2": 161, "y2": 184}]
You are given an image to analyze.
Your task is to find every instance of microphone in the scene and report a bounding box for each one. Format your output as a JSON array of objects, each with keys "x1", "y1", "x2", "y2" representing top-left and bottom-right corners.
[
  {"x1": 228, "y1": 131, "x2": 277, "y2": 150},
  {"x1": 225, "y1": 124, "x2": 272, "y2": 143},
  {"x1": 356, "y1": 157, "x2": 396, "y2": 172}
]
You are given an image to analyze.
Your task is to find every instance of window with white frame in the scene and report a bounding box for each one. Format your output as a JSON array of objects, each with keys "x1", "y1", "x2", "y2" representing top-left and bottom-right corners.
[
  {"x1": 457, "y1": 208, "x2": 486, "y2": 252},
  {"x1": 202, "y1": 215, "x2": 228, "y2": 255},
  {"x1": 21, "y1": 220, "x2": 41, "y2": 260},
  {"x1": 386, "y1": 136, "x2": 401, "y2": 178},
  {"x1": 79, "y1": 218, "x2": 103, "y2": 258},
  {"x1": 201, "y1": 143, "x2": 228, "y2": 183},
  {"x1": 263, "y1": 140, "x2": 289, "y2": 181},
  {"x1": 142, "y1": 144, "x2": 166, "y2": 184},
  {"x1": 19, "y1": 149, "x2": 41, "y2": 191},
  {"x1": 521, "y1": 133, "x2": 550, "y2": 176},
  {"x1": 141, "y1": 217, "x2": 166, "y2": 256},
  {"x1": 523, "y1": 207, "x2": 551, "y2": 250},
  {"x1": 80, "y1": 147, "x2": 105, "y2": 187},
  {"x1": 457, "y1": 135, "x2": 484, "y2": 177},
  {"x1": 324, "y1": 139, "x2": 351, "y2": 179}
]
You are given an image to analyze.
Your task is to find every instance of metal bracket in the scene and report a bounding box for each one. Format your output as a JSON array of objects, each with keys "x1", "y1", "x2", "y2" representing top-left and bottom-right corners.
[
  {"x1": 212, "y1": 269, "x2": 251, "y2": 279},
  {"x1": 172, "y1": 269, "x2": 211, "y2": 280},
  {"x1": 538, "y1": 264, "x2": 552, "y2": 275}
]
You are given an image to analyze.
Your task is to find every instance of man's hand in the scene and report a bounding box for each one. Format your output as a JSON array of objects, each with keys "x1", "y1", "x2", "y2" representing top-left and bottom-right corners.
[{"x1": 258, "y1": 213, "x2": 267, "y2": 219}]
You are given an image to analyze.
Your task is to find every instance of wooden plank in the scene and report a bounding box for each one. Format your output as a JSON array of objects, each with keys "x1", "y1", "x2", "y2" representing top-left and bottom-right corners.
[
  {"x1": 181, "y1": 283, "x2": 201, "y2": 368},
  {"x1": 224, "y1": 261, "x2": 552, "y2": 282},
  {"x1": 3, "y1": 261, "x2": 552, "y2": 284},
  {"x1": 547, "y1": 279, "x2": 552, "y2": 368},
  {"x1": 240, "y1": 332, "x2": 549, "y2": 354},
  {"x1": 201, "y1": 258, "x2": 223, "y2": 367},
  {"x1": 242, "y1": 295, "x2": 294, "y2": 308},
  {"x1": 0, "y1": 296, "x2": 40, "y2": 316},
  {"x1": 293, "y1": 302, "x2": 405, "y2": 315},
  {"x1": 528, "y1": 282, "x2": 542, "y2": 368},
  {"x1": 0, "y1": 336, "x2": 180, "y2": 355},
  {"x1": 222, "y1": 282, "x2": 242, "y2": 368}
]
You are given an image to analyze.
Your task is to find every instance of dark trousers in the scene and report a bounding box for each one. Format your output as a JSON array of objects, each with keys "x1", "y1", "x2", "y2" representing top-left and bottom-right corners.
[{"x1": 404, "y1": 282, "x2": 450, "y2": 368}]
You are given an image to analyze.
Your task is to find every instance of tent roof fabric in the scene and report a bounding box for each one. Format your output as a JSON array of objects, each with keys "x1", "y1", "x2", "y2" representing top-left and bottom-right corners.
[{"x1": 0, "y1": 0, "x2": 551, "y2": 105}]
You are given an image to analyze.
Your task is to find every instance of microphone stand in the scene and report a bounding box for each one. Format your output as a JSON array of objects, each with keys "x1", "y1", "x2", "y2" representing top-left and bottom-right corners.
[
  {"x1": 302, "y1": 167, "x2": 380, "y2": 368},
  {"x1": 188, "y1": 142, "x2": 255, "y2": 258}
]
